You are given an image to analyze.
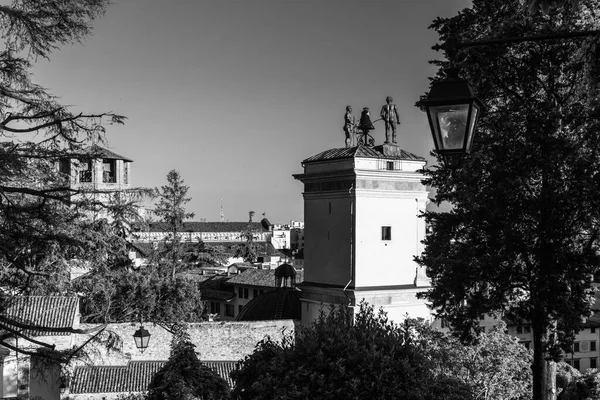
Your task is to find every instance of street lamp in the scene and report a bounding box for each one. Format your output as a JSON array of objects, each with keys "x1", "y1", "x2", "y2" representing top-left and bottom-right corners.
[
  {"x1": 417, "y1": 67, "x2": 482, "y2": 168},
  {"x1": 133, "y1": 325, "x2": 151, "y2": 353},
  {"x1": 419, "y1": 30, "x2": 600, "y2": 168}
]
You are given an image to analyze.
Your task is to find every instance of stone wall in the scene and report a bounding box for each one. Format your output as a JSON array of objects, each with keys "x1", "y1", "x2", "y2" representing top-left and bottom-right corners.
[{"x1": 73, "y1": 320, "x2": 298, "y2": 366}]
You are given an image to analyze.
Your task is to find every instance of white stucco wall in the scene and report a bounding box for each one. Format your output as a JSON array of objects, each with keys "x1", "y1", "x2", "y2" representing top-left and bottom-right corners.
[{"x1": 354, "y1": 195, "x2": 424, "y2": 287}]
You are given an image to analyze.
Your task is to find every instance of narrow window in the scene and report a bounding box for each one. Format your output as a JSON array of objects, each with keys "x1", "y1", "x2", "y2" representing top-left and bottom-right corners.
[
  {"x1": 238, "y1": 288, "x2": 243, "y2": 298},
  {"x1": 225, "y1": 304, "x2": 234, "y2": 317},
  {"x1": 592, "y1": 341, "x2": 597, "y2": 352},
  {"x1": 58, "y1": 159, "x2": 71, "y2": 176},
  {"x1": 574, "y1": 342, "x2": 580, "y2": 353},
  {"x1": 123, "y1": 162, "x2": 129, "y2": 184},
  {"x1": 381, "y1": 226, "x2": 392, "y2": 241},
  {"x1": 592, "y1": 328, "x2": 596, "y2": 334},
  {"x1": 517, "y1": 326, "x2": 523, "y2": 334},
  {"x1": 243, "y1": 288, "x2": 249, "y2": 299},
  {"x1": 591, "y1": 358, "x2": 597, "y2": 369},
  {"x1": 386, "y1": 161, "x2": 394, "y2": 170},
  {"x1": 103, "y1": 159, "x2": 116, "y2": 183},
  {"x1": 80, "y1": 160, "x2": 93, "y2": 183},
  {"x1": 574, "y1": 359, "x2": 581, "y2": 370}
]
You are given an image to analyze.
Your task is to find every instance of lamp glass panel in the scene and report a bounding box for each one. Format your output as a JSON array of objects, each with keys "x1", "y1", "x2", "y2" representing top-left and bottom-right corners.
[
  {"x1": 430, "y1": 104, "x2": 470, "y2": 151},
  {"x1": 141, "y1": 334, "x2": 150, "y2": 348},
  {"x1": 426, "y1": 108, "x2": 443, "y2": 151},
  {"x1": 465, "y1": 103, "x2": 480, "y2": 154},
  {"x1": 133, "y1": 335, "x2": 142, "y2": 348}
]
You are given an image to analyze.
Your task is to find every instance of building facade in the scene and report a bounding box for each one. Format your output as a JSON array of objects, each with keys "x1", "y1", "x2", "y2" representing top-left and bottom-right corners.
[{"x1": 294, "y1": 143, "x2": 431, "y2": 325}]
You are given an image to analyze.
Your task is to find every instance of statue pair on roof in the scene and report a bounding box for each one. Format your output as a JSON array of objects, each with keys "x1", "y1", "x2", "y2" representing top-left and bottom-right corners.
[{"x1": 343, "y1": 96, "x2": 401, "y2": 147}]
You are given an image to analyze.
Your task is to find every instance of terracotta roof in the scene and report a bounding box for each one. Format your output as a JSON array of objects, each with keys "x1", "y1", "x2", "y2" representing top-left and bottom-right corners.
[
  {"x1": 302, "y1": 144, "x2": 424, "y2": 163},
  {"x1": 145, "y1": 222, "x2": 268, "y2": 233},
  {"x1": 225, "y1": 269, "x2": 276, "y2": 288},
  {"x1": 70, "y1": 360, "x2": 237, "y2": 393},
  {"x1": 2, "y1": 296, "x2": 78, "y2": 337}
]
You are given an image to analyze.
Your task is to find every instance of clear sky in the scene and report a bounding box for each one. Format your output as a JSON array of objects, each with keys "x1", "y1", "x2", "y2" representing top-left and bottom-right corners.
[{"x1": 33, "y1": 0, "x2": 471, "y2": 223}]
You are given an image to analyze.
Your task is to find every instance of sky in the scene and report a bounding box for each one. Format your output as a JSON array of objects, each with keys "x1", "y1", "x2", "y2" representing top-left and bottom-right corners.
[{"x1": 33, "y1": 0, "x2": 472, "y2": 223}]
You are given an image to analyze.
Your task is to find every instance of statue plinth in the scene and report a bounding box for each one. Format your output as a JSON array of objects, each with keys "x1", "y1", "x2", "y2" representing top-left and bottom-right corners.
[{"x1": 373, "y1": 143, "x2": 405, "y2": 157}]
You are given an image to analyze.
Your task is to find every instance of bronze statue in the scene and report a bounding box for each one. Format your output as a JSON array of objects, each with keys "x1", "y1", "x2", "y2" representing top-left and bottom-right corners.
[
  {"x1": 343, "y1": 105, "x2": 355, "y2": 148},
  {"x1": 380, "y1": 96, "x2": 400, "y2": 144}
]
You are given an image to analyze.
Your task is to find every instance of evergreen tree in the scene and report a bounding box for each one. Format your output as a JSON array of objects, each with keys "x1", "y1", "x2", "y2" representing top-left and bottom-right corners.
[
  {"x1": 234, "y1": 211, "x2": 260, "y2": 263},
  {"x1": 147, "y1": 327, "x2": 229, "y2": 400},
  {"x1": 154, "y1": 170, "x2": 195, "y2": 278},
  {"x1": 416, "y1": 1, "x2": 600, "y2": 399}
]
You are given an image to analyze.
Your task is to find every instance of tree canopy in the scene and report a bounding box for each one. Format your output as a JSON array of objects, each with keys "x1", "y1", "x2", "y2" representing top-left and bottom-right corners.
[
  {"x1": 231, "y1": 303, "x2": 481, "y2": 400},
  {"x1": 416, "y1": 0, "x2": 600, "y2": 398}
]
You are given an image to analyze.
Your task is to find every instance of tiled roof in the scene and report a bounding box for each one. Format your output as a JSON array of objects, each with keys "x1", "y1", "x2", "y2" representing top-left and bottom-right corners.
[
  {"x1": 225, "y1": 269, "x2": 276, "y2": 288},
  {"x1": 302, "y1": 145, "x2": 424, "y2": 163},
  {"x1": 197, "y1": 276, "x2": 236, "y2": 301},
  {"x1": 83, "y1": 145, "x2": 133, "y2": 162},
  {"x1": 2, "y1": 296, "x2": 78, "y2": 337},
  {"x1": 70, "y1": 360, "x2": 237, "y2": 393},
  {"x1": 145, "y1": 222, "x2": 268, "y2": 233}
]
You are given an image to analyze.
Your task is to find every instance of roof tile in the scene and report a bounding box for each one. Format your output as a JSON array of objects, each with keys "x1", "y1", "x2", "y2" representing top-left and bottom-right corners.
[
  {"x1": 70, "y1": 360, "x2": 237, "y2": 393},
  {"x1": 225, "y1": 269, "x2": 276, "y2": 288},
  {"x1": 2, "y1": 296, "x2": 78, "y2": 337},
  {"x1": 302, "y1": 144, "x2": 424, "y2": 163}
]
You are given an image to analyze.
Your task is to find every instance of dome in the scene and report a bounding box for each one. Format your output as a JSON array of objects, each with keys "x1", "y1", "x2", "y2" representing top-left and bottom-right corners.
[
  {"x1": 275, "y1": 263, "x2": 296, "y2": 288},
  {"x1": 235, "y1": 288, "x2": 302, "y2": 321},
  {"x1": 275, "y1": 263, "x2": 295, "y2": 277}
]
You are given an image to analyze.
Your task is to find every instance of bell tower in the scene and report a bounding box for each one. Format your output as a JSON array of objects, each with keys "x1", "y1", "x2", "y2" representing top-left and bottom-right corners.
[{"x1": 293, "y1": 143, "x2": 431, "y2": 324}]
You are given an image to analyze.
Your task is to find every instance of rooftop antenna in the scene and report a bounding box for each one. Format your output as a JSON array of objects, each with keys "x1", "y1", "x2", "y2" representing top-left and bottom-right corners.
[{"x1": 220, "y1": 198, "x2": 225, "y2": 222}]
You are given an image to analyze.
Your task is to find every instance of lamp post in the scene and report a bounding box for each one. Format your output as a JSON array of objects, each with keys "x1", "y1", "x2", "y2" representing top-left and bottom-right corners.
[
  {"x1": 417, "y1": 67, "x2": 482, "y2": 168},
  {"x1": 418, "y1": 30, "x2": 600, "y2": 168},
  {"x1": 133, "y1": 325, "x2": 151, "y2": 353}
]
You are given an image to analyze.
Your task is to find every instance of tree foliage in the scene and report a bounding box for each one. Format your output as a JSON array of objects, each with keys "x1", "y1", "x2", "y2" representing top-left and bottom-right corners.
[
  {"x1": 416, "y1": 1, "x2": 600, "y2": 398},
  {"x1": 77, "y1": 171, "x2": 221, "y2": 325},
  {"x1": 147, "y1": 327, "x2": 229, "y2": 400},
  {"x1": 231, "y1": 302, "x2": 476, "y2": 400},
  {"x1": 431, "y1": 322, "x2": 533, "y2": 400}
]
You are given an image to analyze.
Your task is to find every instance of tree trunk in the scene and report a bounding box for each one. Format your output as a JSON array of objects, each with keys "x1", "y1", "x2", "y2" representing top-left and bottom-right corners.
[
  {"x1": 543, "y1": 359, "x2": 557, "y2": 400},
  {"x1": 532, "y1": 326, "x2": 557, "y2": 400},
  {"x1": 532, "y1": 328, "x2": 545, "y2": 400}
]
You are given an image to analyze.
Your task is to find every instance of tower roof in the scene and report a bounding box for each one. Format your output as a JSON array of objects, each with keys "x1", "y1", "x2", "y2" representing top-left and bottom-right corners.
[
  {"x1": 84, "y1": 145, "x2": 133, "y2": 162},
  {"x1": 302, "y1": 144, "x2": 424, "y2": 164}
]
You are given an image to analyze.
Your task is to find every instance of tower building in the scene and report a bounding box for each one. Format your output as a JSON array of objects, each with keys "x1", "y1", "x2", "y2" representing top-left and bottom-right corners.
[{"x1": 293, "y1": 143, "x2": 431, "y2": 324}]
